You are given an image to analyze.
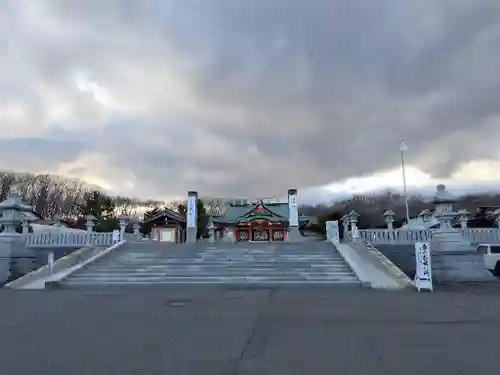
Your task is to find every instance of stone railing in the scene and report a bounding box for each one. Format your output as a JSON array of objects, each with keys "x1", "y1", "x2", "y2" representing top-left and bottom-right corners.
[
  {"x1": 4, "y1": 241, "x2": 126, "y2": 289},
  {"x1": 25, "y1": 232, "x2": 116, "y2": 248},
  {"x1": 357, "y1": 229, "x2": 431, "y2": 245},
  {"x1": 355, "y1": 227, "x2": 500, "y2": 246},
  {"x1": 460, "y1": 228, "x2": 500, "y2": 244}
]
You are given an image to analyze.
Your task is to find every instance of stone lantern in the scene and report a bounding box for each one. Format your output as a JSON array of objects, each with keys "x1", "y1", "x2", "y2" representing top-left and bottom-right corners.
[
  {"x1": 207, "y1": 221, "x2": 215, "y2": 243},
  {"x1": 383, "y1": 209, "x2": 395, "y2": 230},
  {"x1": 347, "y1": 210, "x2": 360, "y2": 230},
  {"x1": 53, "y1": 215, "x2": 64, "y2": 228},
  {"x1": 434, "y1": 184, "x2": 455, "y2": 228},
  {"x1": 0, "y1": 188, "x2": 33, "y2": 236},
  {"x1": 132, "y1": 219, "x2": 142, "y2": 241},
  {"x1": 418, "y1": 209, "x2": 432, "y2": 225},
  {"x1": 85, "y1": 214, "x2": 96, "y2": 232},
  {"x1": 347, "y1": 210, "x2": 360, "y2": 240},
  {"x1": 457, "y1": 209, "x2": 470, "y2": 229},
  {"x1": 432, "y1": 184, "x2": 469, "y2": 252},
  {"x1": 118, "y1": 215, "x2": 128, "y2": 241},
  {"x1": 0, "y1": 187, "x2": 36, "y2": 279}
]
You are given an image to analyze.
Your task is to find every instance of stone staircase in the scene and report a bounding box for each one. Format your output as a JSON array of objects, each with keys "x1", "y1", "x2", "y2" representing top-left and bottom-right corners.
[{"x1": 60, "y1": 241, "x2": 359, "y2": 286}]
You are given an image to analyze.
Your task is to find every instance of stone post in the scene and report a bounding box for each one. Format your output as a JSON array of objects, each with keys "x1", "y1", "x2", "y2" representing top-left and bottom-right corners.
[
  {"x1": 287, "y1": 189, "x2": 301, "y2": 241},
  {"x1": 341, "y1": 215, "x2": 349, "y2": 239},
  {"x1": 457, "y1": 209, "x2": 469, "y2": 229},
  {"x1": 53, "y1": 215, "x2": 64, "y2": 228},
  {"x1": 85, "y1": 214, "x2": 96, "y2": 232},
  {"x1": 118, "y1": 216, "x2": 128, "y2": 242},
  {"x1": 21, "y1": 219, "x2": 30, "y2": 236},
  {"x1": 383, "y1": 210, "x2": 395, "y2": 230},
  {"x1": 0, "y1": 187, "x2": 36, "y2": 282}
]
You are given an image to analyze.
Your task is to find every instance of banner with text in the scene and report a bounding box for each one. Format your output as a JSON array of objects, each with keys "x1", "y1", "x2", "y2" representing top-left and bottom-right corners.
[
  {"x1": 187, "y1": 196, "x2": 197, "y2": 228},
  {"x1": 288, "y1": 194, "x2": 299, "y2": 226},
  {"x1": 414, "y1": 242, "x2": 433, "y2": 292}
]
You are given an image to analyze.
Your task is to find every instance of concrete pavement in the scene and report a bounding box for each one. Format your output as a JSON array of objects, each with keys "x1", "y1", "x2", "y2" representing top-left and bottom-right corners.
[{"x1": 1, "y1": 286, "x2": 499, "y2": 374}]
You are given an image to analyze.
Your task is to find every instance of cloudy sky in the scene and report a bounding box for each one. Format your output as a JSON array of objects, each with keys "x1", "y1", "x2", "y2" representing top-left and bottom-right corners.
[{"x1": 1, "y1": 0, "x2": 500, "y2": 203}]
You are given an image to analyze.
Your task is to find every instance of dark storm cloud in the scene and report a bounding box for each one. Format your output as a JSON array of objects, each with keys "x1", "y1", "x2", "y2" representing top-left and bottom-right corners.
[{"x1": 1, "y1": 0, "x2": 500, "y2": 199}]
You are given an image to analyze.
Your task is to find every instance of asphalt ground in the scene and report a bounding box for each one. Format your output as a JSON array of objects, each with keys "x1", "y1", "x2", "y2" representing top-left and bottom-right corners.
[{"x1": 1, "y1": 285, "x2": 499, "y2": 374}]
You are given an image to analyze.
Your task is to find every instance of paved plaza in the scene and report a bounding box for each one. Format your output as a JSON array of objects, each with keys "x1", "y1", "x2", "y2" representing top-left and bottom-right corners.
[{"x1": 1, "y1": 286, "x2": 499, "y2": 374}]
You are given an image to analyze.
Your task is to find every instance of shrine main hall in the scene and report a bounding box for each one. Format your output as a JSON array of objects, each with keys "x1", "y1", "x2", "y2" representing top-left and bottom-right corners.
[{"x1": 144, "y1": 189, "x2": 311, "y2": 242}]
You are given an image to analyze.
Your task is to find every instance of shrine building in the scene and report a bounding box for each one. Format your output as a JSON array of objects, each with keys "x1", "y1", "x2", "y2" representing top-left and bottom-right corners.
[
  {"x1": 211, "y1": 200, "x2": 311, "y2": 242},
  {"x1": 143, "y1": 189, "x2": 310, "y2": 243}
]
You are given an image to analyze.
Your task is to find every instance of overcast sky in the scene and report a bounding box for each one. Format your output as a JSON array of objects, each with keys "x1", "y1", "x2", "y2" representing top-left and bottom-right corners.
[{"x1": 1, "y1": 0, "x2": 500, "y2": 202}]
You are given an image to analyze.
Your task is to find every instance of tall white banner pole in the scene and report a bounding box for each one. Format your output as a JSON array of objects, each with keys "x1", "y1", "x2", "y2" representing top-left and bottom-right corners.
[{"x1": 400, "y1": 136, "x2": 410, "y2": 225}]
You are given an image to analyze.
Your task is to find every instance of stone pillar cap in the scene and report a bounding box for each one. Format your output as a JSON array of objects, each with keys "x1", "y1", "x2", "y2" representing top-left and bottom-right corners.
[
  {"x1": 85, "y1": 214, "x2": 96, "y2": 221},
  {"x1": 457, "y1": 209, "x2": 470, "y2": 215},
  {"x1": 383, "y1": 209, "x2": 395, "y2": 216}
]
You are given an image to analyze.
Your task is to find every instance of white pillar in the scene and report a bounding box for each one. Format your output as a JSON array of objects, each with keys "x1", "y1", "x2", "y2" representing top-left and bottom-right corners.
[
  {"x1": 287, "y1": 189, "x2": 301, "y2": 241},
  {"x1": 186, "y1": 191, "x2": 198, "y2": 243}
]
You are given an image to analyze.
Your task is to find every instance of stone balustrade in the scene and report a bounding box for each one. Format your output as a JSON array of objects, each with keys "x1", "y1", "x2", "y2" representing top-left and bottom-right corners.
[
  {"x1": 352, "y1": 225, "x2": 500, "y2": 246},
  {"x1": 358, "y1": 229, "x2": 431, "y2": 244},
  {"x1": 25, "y1": 232, "x2": 116, "y2": 248},
  {"x1": 460, "y1": 228, "x2": 500, "y2": 245}
]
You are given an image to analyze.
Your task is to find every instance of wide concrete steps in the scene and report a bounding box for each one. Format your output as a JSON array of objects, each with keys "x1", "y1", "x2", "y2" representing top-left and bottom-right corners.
[{"x1": 61, "y1": 242, "x2": 359, "y2": 286}]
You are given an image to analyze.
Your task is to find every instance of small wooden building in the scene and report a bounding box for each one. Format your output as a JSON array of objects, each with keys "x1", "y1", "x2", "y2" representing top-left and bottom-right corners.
[{"x1": 143, "y1": 208, "x2": 186, "y2": 243}]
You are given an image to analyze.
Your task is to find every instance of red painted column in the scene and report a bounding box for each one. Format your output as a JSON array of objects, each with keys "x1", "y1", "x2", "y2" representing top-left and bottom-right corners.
[
  {"x1": 283, "y1": 229, "x2": 287, "y2": 241},
  {"x1": 268, "y1": 228, "x2": 272, "y2": 242},
  {"x1": 234, "y1": 228, "x2": 238, "y2": 242},
  {"x1": 248, "y1": 226, "x2": 252, "y2": 241}
]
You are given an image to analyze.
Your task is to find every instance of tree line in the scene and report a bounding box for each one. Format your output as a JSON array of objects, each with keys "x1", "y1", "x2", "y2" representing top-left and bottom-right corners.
[
  {"x1": 0, "y1": 171, "x2": 213, "y2": 234},
  {"x1": 4, "y1": 170, "x2": 500, "y2": 235},
  {"x1": 0, "y1": 171, "x2": 169, "y2": 231},
  {"x1": 303, "y1": 191, "x2": 500, "y2": 235}
]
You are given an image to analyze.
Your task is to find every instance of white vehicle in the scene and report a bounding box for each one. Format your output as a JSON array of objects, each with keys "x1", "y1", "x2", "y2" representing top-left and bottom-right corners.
[{"x1": 477, "y1": 244, "x2": 500, "y2": 276}]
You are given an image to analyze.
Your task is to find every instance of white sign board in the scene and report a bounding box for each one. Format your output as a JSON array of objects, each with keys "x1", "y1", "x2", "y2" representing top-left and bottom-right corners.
[
  {"x1": 288, "y1": 194, "x2": 299, "y2": 226},
  {"x1": 112, "y1": 229, "x2": 120, "y2": 243},
  {"x1": 414, "y1": 242, "x2": 433, "y2": 292},
  {"x1": 326, "y1": 220, "x2": 340, "y2": 244},
  {"x1": 187, "y1": 196, "x2": 197, "y2": 228}
]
